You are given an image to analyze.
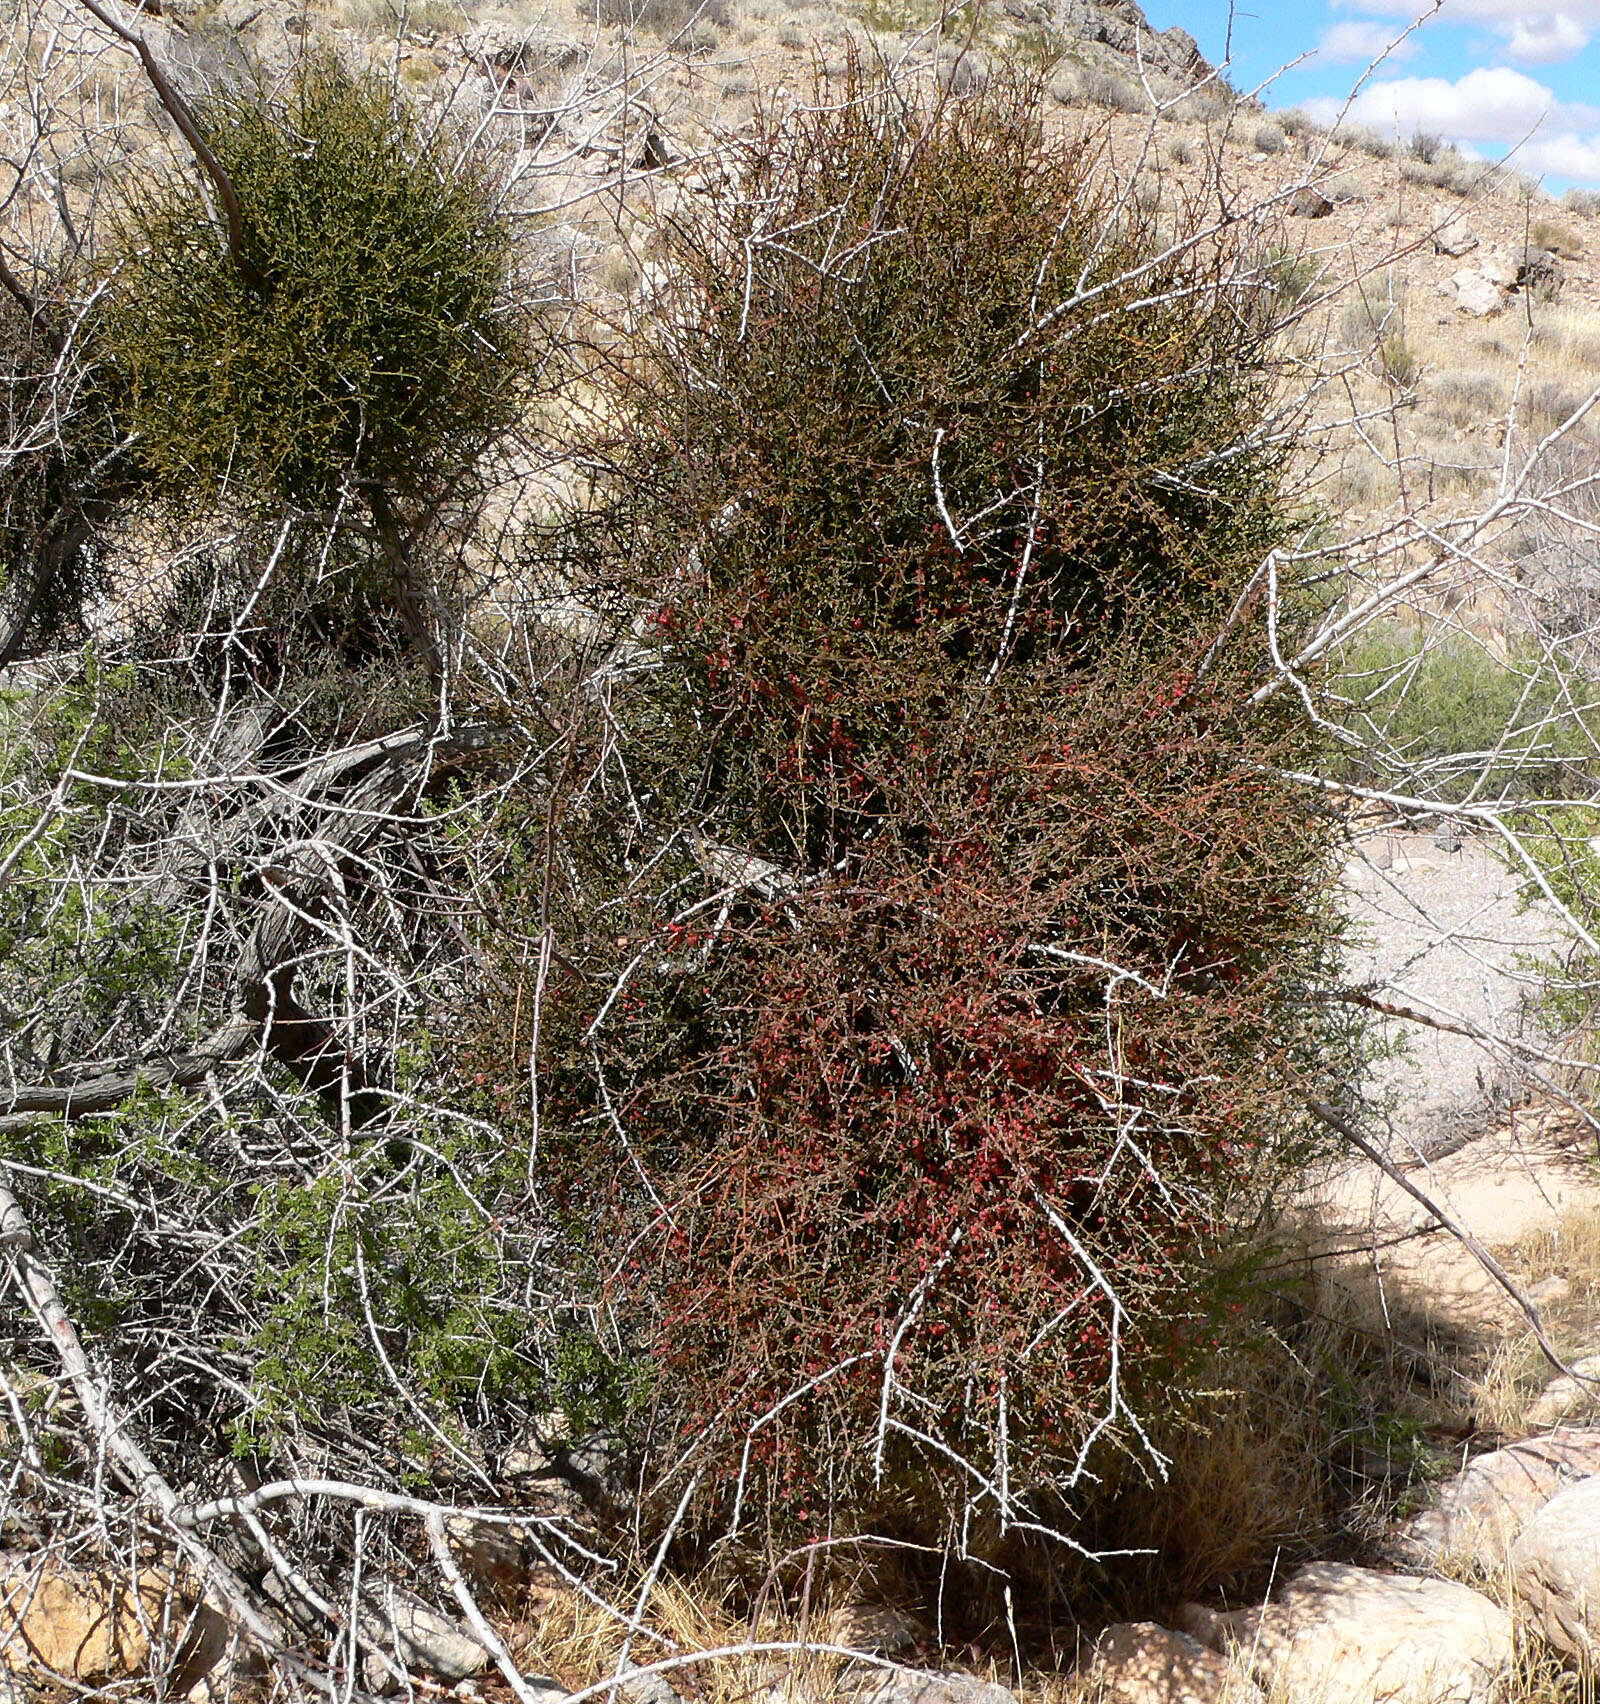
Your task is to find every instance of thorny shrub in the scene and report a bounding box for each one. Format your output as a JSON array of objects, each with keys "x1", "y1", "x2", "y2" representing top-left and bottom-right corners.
[{"x1": 464, "y1": 67, "x2": 1353, "y2": 1563}]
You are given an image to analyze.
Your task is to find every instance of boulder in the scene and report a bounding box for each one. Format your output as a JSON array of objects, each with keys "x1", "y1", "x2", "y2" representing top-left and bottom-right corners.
[
  {"x1": 1432, "y1": 219, "x2": 1479, "y2": 258},
  {"x1": 1451, "y1": 271, "x2": 1503, "y2": 318},
  {"x1": 1081, "y1": 1621, "x2": 1263, "y2": 1703},
  {"x1": 1526, "y1": 1355, "x2": 1600, "y2": 1428},
  {"x1": 1510, "y1": 1476, "x2": 1600, "y2": 1662},
  {"x1": 1398, "y1": 1428, "x2": 1600, "y2": 1570},
  {"x1": 390, "y1": 1593, "x2": 490, "y2": 1681},
  {"x1": 1478, "y1": 249, "x2": 1519, "y2": 289},
  {"x1": 0, "y1": 1553, "x2": 166, "y2": 1680},
  {"x1": 1292, "y1": 188, "x2": 1334, "y2": 220},
  {"x1": 1177, "y1": 1563, "x2": 1512, "y2": 1704}
]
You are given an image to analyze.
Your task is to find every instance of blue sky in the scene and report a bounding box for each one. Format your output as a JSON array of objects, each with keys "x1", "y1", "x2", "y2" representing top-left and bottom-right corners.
[{"x1": 1138, "y1": 1, "x2": 1600, "y2": 187}]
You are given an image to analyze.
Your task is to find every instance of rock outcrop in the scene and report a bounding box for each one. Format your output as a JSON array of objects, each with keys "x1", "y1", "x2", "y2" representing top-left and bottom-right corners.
[
  {"x1": 1398, "y1": 1427, "x2": 1600, "y2": 1571},
  {"x1": 1179, "y1": 1563, "x2": 1513, "y2": 1704},
  {"x1": 1055, "y1": 1, "x2": 1213, "y2": 87},
  {"x1": 1510, "y1": 1476, "x2": 1600, "y2": 1664}
]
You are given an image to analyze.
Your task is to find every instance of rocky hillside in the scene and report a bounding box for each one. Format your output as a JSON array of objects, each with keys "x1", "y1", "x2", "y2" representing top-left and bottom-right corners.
[{"x1": 1051, "y1": 0, "x2": 1212, "y2": 92}]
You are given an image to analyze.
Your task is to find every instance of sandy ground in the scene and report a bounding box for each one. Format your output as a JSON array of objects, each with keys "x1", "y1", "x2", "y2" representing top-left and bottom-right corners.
[
  {"x1": 1312, "y1": 827, "x2": 1600, "y2": 1332},
  {"x1": 1342, "y1": 827, "x2": 1566, "y2": 1152}
]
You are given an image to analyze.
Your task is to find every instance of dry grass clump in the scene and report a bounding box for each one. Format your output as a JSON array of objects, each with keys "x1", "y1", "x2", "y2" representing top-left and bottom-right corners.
[
  {"x1": 505, "y1": 1570, "x2": 863, "y2": 1704},
  {"x1": 1425, "y1": 370, "x2": 1507, "y2": 429},
  {"x1": 1468, "y1": 1203, "x2": 1600, "y2": 1436},
  {"x1": 1517, "y1": 1203, "x2": 1600, "y2": 1319},
  {"x1": 1073, "y1": 64, "x2": 1145, "y2": 112},
  {"x1": 1528, "y1": 303, "x2": 1600, "y2": 378},
  {"x1": 1531, "y1": 219, "x2": 1585, "y2": 259}
]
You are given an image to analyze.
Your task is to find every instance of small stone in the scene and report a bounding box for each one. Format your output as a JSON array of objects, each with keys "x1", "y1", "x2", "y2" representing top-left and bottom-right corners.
[
  {"x1": 1398, "y1": 1428, "x2": 1600, "y2": 1569},
  {"x1": 1526, "y1": 1355, "x2": 1600, "y2": 1428},
  {"x1": 1510, "y1": 1476, "x2": 1600, "y2": 1662},
  {"x1": 827, "y1": 1603, "x2": 924, "y2": 1657},
  {"x1": 1432, "y1": 219, "x2": 1479, "y2": 257},
  {"x1": 1452, "y1": 271, "x2": 1503, "y2": 318},
  {"x1": 1292, "y1": 188, "x2": 1333, "y2": 219},
  {"x1": 857, "y1": 1668, "x2": 1017, "y2": 1704},
  {"x1": 1084, "y1": 1621, "x2": 1263, "y2": 1703},
  {"x1": 610, "y1": 1661, "x2": 688, "y2": 1704},
  {"x1": 1179, "y1": 1563, "x2": 1512, "y2": 1704}
]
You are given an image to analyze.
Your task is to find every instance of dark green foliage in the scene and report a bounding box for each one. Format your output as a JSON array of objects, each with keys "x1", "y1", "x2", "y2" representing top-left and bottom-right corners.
[
  {"x1": 105, "y1": 57, "x2": 522, "y2": 513},
  {"x1": 0, "y1": 292, "x2": 127, "y2": 659}
]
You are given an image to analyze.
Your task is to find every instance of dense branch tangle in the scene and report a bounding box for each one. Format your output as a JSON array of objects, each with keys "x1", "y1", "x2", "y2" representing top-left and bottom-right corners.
[{"x1": 2, "y1": 13, "x2": 1600, "y2": 1700}]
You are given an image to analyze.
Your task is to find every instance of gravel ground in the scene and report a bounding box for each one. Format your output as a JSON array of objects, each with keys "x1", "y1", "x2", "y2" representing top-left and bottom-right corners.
[{"x1": 1342, "y1": 827, "x2": 1568, "y2": 1157}]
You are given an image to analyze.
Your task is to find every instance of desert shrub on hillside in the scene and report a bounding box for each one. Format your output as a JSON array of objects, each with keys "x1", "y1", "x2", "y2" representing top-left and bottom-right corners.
[{"x1": 466, "y1": 66, "x2": 1352, "y2": 1562}]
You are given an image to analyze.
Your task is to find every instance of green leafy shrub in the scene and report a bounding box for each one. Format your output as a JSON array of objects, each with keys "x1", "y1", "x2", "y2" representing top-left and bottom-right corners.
[
  {"x1": 1263, "y1": 244, "x2": 1323, "y2": 307},
  {"x1": 104, "y1": 57, "x2": 523, "y2": 515},
  {"x1": 472, "y1": 65, "x2": 1350, "y2": 1560},
  {"x1": 1331, "y1": 624, "x2": 1600, "y2": 803}
]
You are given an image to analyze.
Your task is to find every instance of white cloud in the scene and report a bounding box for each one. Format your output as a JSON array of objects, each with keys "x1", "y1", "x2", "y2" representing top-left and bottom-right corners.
[
  {"x1": 1336, "y1": 1, "x2": 1600, "y2": 64},
  {"x1": 1505, "y1": 14, "x2": 1592, "y2": 60},
  {"x1": 1300, "y1": 65, "x2": 1600, "y2": 186},
  {"x1": 1305, "y1": 64, "x2": 1600, "y2": 140},
  {"x1": 1518, "y1": 130, "x2": 1600, "y2": 177},
  {"x1": 1314, "y1": 20, "x2": 1419, "y2": 62}
]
